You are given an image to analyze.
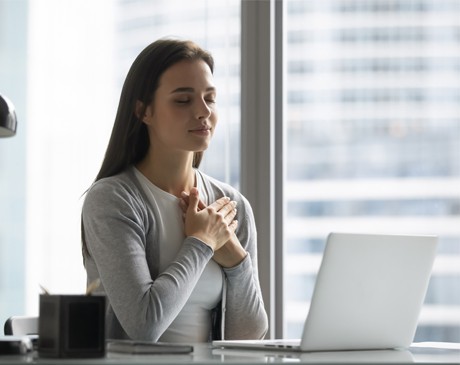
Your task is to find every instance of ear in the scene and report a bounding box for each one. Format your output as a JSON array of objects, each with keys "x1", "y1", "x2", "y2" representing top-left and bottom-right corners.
[{"x1": 135, "y1": 100, "x2": 152, "y2": 124}]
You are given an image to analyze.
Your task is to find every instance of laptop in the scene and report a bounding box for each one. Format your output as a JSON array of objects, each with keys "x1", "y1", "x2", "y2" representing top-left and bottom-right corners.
[{"x1": 213, "y1": 232, "x2": 438, "y2": 352}]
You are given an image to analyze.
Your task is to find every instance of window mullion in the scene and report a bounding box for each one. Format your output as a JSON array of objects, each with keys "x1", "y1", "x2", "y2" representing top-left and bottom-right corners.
[{"x1": 240, "y1": 0, "x2": 284, "y2": 339}]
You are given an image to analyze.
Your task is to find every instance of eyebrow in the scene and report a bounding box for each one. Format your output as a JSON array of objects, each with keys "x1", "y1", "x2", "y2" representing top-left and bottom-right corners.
[{"x1": 170, "y1": 86, "x2": 216, "y2": 94}]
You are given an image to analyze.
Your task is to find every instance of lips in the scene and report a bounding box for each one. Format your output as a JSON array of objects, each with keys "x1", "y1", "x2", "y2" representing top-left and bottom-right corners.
[{"x1": 189, "y1": 126, "x2": 211, "y2": 132}]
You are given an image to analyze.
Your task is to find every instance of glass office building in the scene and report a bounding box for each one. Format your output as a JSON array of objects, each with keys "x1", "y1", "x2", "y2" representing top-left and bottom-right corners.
[
  {"x1": 0, "y1": 0, "x2": 458, "y2": 342},
  {"x1": 283, "y1": 0, "x2": 460, "y2": 341}
]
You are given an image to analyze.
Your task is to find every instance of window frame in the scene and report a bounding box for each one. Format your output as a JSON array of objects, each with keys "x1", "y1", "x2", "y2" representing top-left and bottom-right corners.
[{"x1": 240, "y1": 0, "x2": 285, "y2": 339}]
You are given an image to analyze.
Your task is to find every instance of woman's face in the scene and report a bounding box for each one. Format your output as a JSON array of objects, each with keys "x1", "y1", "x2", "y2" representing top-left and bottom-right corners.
[{"x1": 141, "y1": 59, "x2": 217, "y2": 157}]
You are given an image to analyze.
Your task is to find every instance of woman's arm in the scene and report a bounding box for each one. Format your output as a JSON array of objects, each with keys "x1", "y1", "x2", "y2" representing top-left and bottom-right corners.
[
  {"x1": 179, "y1": 189, "x2": 268, "y2": 339},
  {"x1": 222, "y1": 197, "x2": 269, "y2": 339},
  {"x1": 83, "y1": 180, "x2": 213, "y2": 341}
]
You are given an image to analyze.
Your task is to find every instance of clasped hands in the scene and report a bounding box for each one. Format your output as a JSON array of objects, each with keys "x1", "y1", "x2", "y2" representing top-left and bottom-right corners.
[{"x1": 179, "y1": 187, "x2": 247, "y2": 268}]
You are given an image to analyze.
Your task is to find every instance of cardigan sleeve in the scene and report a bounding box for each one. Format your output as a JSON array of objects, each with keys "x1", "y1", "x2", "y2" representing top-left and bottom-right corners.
[
  {"x1": 221, "y1": 194, "x2": 269, "y2": 339},
  {"x1": 82, "y1": 178, "x2": 213, "y2": 341}
]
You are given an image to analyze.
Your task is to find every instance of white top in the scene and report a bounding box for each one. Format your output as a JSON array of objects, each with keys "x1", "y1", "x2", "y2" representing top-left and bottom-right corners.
[{"x1": 133, "y1": 168, "x2": 223, "y2": 342}]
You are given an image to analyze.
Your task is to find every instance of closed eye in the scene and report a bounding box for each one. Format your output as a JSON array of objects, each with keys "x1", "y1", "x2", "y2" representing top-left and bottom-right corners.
[
  {"x1": 205, "y1": 92, "x2": 217, "y2": 104},
  {"x1": 175, "y1": 99, "x2": 190, "y2": 104}
]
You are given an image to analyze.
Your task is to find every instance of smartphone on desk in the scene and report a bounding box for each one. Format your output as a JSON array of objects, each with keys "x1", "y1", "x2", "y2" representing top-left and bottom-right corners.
[{"x1": 106, "y1": 340, "x2": 193, "y2": 354}]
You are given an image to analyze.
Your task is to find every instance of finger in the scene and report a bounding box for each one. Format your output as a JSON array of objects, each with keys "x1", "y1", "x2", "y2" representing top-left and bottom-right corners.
[
  {"x1": 181, "y1": 191, "x2": 190, "y2": 203},
  {"x1": 228, "y1": 220, "x2": 238, "y2": 232},
  {"x1": 198, "y1": 200, "x2": 206, "y2": 210},
  {"x1": 220, "y1": 200, "x2": 237, "y2": 217},
  {"x1": 179, "y1": 199, "x2": 187, "y2": 214},
  {"x1": 187, "y1": 187, "x2": 200, "y2": 213},
  {"x1": 209, "y1": 196, "x2": 231, "y2": 211},
  {"x1": 227, "y1": 207, "x2": 237, "y2": 219},
  {"x1": 224, "y1": 208, "x2": 237, "y2": 226},
  {"x1": 181, "y1": 191, "x2": 206, "y2": 210}
]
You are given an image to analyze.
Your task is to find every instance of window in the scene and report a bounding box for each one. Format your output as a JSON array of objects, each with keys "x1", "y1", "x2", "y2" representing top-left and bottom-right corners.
[
  {"x1": 283, "y1": 0, "x2": 460, "y2": 342},
  {"x1": 241, "y1": 0, "x2": 460, "y2": 342}
]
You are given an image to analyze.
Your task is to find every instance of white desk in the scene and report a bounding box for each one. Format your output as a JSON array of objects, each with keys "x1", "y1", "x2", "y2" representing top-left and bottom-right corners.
[{"x1": 0, "y1": 343, "x2": 459, "y2": 364}]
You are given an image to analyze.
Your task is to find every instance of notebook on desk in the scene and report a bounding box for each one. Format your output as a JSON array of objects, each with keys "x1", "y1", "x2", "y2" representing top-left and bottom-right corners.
[{"x1": 213, "y1": 232, "x2": 438, "y2": 352}]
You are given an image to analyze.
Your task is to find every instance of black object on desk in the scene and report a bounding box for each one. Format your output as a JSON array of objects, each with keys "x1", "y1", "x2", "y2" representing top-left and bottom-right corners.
[
  {"x1": 38, "y1": 294, "x2": 105, "y2": 358},
  {"x1": 0, "y1": 336, "x2": 32, "y2": 355}
]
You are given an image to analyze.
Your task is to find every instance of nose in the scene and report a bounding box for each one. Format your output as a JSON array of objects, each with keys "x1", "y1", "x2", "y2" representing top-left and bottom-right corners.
[{"x1": 196, "y1": 98, "x2": 212, "y2": 120}]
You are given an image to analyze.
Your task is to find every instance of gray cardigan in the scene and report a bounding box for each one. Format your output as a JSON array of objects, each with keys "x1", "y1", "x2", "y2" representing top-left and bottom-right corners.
[{"x1": 82, "y1": 167, "x2": 268, "y2": 341}]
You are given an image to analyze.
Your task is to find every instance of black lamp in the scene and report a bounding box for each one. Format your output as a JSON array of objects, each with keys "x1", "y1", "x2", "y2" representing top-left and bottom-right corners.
[{"x1": 0, "y1": 94, "x2": 18, "y2": 137}]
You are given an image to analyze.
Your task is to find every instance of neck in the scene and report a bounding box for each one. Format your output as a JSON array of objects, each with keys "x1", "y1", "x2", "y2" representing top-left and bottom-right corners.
[{"x1": 136, "y1": 150, "x2": 196, "y2": 198}]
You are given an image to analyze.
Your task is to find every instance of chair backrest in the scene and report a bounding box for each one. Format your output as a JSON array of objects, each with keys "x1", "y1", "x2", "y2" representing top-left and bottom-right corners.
[{"x1": 4, "y1": 316, "x2": 38, "y2": 336}]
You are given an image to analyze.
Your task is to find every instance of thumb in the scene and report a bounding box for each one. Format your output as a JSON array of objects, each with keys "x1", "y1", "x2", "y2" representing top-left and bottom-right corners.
[{"x1": 187, "y1": 187, "x2": 199, "y2": 213}]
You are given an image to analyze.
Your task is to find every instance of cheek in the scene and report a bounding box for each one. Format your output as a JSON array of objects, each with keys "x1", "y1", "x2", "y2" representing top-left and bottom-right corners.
[
  {"x1": 211, "y1": 108, "x2": 218, "y2": 126},
  {"x1": 151, "y1": 107, "x2": 180, "y2": 128}
]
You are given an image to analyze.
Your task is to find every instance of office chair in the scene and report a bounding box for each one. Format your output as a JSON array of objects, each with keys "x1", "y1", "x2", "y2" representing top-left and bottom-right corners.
[{"x1": 4, "y1": 316, "x2": 38, "y2": 336}]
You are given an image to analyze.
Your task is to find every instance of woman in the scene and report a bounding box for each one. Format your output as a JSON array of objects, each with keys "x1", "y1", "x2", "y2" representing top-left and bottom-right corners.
[{"x1": 81, "y1": 38, "x2": 268, "y2": 342}]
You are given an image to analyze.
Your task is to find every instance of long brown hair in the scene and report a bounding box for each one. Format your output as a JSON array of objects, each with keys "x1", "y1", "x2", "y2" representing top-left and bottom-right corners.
[
  {"x1": 97, "y1": 38, "x2": 214, "y2": 180},
  {"x1": 82, "y1": 39, "x2": 214, "y2": 258}
]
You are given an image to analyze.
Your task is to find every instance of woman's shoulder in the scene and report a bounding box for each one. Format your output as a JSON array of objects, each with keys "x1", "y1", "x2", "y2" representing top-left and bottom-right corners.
[
  {"x1": 82, "y1": 168, "x2": 155, "y2": 242},
  {"x1": 84, "y1": 168, "x2": 146, "y2": 208}
]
